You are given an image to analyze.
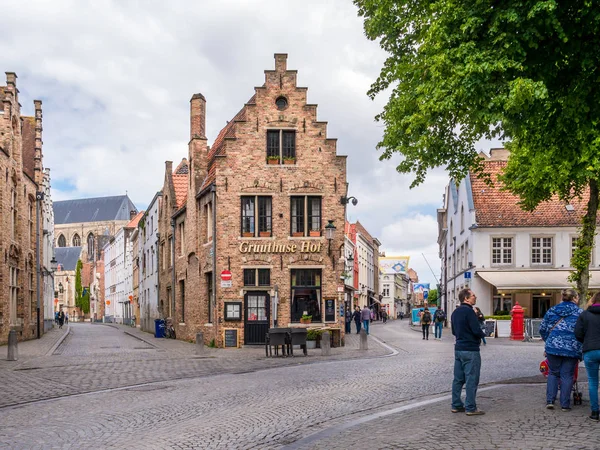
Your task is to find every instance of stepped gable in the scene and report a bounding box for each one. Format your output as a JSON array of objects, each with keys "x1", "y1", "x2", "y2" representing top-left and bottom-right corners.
[
  {"x1": 53, "y1": 195, "x2": 138, "y2": 224},
  {"x1": 470, "y1": 160, "x2": 597, "y2": 227},
  {"x1": 199, "y1": 94, "x2": 256, "y2": 193}
]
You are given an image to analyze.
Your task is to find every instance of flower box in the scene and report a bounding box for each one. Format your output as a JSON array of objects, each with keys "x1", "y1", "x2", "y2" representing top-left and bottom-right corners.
[
  {"x1": 259, "y1": 231, "x2": 271, "y2": 238},
  {"x1": 267, "y1": 158, "x2": 279, "y2": 165},
  {"x1": 309, "y1": 230, "x2": 321, "y2": 237},
  {"x1": 283, "y1": 159, "x2": 296, "y2": 165},
  {"x1": 292, "y1": 232, "x2": 304, "y2": 237},
  {"x1": 242, "y1": 232, "x2": 254, "y2": 238}
]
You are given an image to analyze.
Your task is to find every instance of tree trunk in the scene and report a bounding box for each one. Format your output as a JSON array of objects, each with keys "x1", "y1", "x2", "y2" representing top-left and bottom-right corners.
[{"x1": 575, "y1": 179, "x2": 599, "y2": 307}]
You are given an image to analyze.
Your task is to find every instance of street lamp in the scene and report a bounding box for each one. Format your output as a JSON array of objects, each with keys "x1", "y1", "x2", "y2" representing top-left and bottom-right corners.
[
  {"x1": 325, "y1": 220, "x2": 336, "y2": 254},
  {"x1": 340, "y1": 196, "x2": 358, "y2": 206}
]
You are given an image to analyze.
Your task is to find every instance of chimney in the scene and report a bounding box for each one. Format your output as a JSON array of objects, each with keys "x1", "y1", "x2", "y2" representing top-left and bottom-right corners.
[
  {"x1": 190, "y1": 93, "x2": 206, "y2": 139},
  {"x1": 130, "y1": 210, "x2": 137, "y2": 220},
  {"x1": 34, "y1": 100, "x2": 43, "y2": 184},
  {"x1": 274, "y1": 53, "x2": 287, "y2": 72}
]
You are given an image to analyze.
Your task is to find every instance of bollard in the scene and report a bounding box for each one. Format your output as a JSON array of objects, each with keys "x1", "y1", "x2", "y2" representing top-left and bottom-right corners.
[
  {"x1": 359, "y1": 329, "x2": 368, "y2": 350},
  {"x1": 321, "y1": 331, "x2": 331, "y2": 356},
  {"x1": 7, "y1": 330, "x2": 18, "y2": 361},
  {"x1": 195, "y1": 332, "x2": 204, "y2": 355}
]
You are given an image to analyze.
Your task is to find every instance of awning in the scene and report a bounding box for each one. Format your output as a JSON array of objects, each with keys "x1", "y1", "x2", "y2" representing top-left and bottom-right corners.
[
  {"x1": 369, "y1": 296, "x2": 381, "y2": 304},
  {"x1": 476, "y1": 270, "x2": 600, "y2": 290}
]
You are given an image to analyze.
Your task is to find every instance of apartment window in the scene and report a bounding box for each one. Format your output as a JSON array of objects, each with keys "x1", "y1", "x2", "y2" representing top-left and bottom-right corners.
[
  {"x1": 290, "y1": 196, "x2": 321, "y2": 236},
  {"x1": 244, "y1": 268, "x2": 271, "y2": 287},
  {"x1": 464, "y1": 240, "x2": 469, "y2": 268},
  {"x1": 150, "y1": 247, "x2": 154, "y2": 274},
  {"x1": 241, "y1": 196, "x2": 272, "y2": 237},
  {"x1": 168, "y1": 237, "x2": 173, "y2": 267},
  {"x1": 457, "y1": 247, "x2": 462, "y2": 271},
  {"x1": 180, "y1": 280, "x2": 185, "y2": 323},
  {"x1": 9, "y1": 267, "x2": 18, "y2": 325},
  {"x1": 179, "y1": 222, "x2": 185, "y2": 256},
  {"x1": 28, "y1": 201, "x2": 34, "y2": 245},
  {"x1": 10, "y1": 188, "x2": 17, "y2": 239},
  {"x1": 161, "y1": 242, "x2": 165, "y2": 270},
  {"x1": 460, "y1": 205, "x2": 464, "y2": 232},
  {"x1": 532, "y1": 237, "x2": 553, "y2": 265},
  {"x1": 571, "y1": 236, "x2": 578, "y2": 259},
  {"x1": 207, "y1": 273, "x2": 213, "y2": 323},
  {"x1": 382, "y1": 285, "x2": 390, "y2": 297},
  {"x1": 448, "y1": 256, "x2": 452, "y2": 278},
  {"x1": 266, "y1": 129, "x2": 296, "y2": 164},
  {"x1": 492, "y1": 237, "x2": 513, "y2": 265},
  {"x1": 73, "y1": 233, "x2": 81, "y2": 247},
  {"x1": 205, "y1": 202, "x2": 213, "y2": 242}
]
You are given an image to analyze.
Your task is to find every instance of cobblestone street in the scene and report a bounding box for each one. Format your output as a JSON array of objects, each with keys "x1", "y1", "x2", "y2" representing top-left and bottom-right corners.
[{"x1": 2, "y1": 320, "x2": 593, "y2": 449}]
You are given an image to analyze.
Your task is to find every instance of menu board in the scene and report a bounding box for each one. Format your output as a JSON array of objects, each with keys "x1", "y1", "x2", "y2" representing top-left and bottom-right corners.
[
  {"x1": 224, "y1": 329, "x2": 238, "y2": 348},
  {"x1": 325, "y1": 299, "x2": 335, "y2": 322}
]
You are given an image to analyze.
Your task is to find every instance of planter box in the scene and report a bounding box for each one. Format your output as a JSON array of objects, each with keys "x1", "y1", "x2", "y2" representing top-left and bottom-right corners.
[
  {"x1": 306, "y1": 340, "x2": 316, "y2": 349},
  {"x1": 283, "y1": 159, "x2": 296, "y2": 165},
  {"x1": 242, "y1": 232, "x2": 254, "y2": 238},
  {"x1": 259, "y1": 232, "x2": 271, "y2": 238},
  {"x1": 292, "y1": 232, "x2": 304, "y2": 237},
  {"x1": 309, "y1": 231, "x2": 321, "y2": 237},
  {"x1": 300, "y1": 318, "x2": 312, "y2": 324},
  {"x1": 267, "y1": 159, "x2": 279, "y2": 165},
  {"x1": 496, "y1": 320, "x2": 511, "y2": 338}
]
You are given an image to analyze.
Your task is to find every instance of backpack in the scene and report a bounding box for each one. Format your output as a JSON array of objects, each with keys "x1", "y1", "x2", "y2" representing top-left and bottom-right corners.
[
  {"x1": 422, "y1": 311, "x2": 432, "y2": 324},
  {"x1": 436, "y1": 310, "x2": 446, "y2": 322}
]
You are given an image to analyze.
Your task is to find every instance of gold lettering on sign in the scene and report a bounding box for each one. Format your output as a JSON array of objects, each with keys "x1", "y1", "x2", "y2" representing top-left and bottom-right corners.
[{"x1": 239, "y1": 241, "x2": 321, "y2": 254}]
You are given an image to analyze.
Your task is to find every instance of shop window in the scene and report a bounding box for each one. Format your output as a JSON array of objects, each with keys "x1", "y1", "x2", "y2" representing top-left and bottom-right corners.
[
  {"x1": 532, "y1": 294, "x2": 551, "y2": 318},
  {"x1": 241, "y1": 196, "x2": 272, "y2": 237},
  {"x1": 290, "y1": 196, "x2": 321, "y2": 237},
  {"x1": 492, "y1": 293, "x2": 513, "y2": 315},
  {"x1": 244, "y1": 268, "x2": 270, "y2": 287},
  {"x1": 291, "y1": 269, "x2": 322, "y2": 322},
  {"x1": 266, "y1": 129, "x2": 296, "y2": 164}
]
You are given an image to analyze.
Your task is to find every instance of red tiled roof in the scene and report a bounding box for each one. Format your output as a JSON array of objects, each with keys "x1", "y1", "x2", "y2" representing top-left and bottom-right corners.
[
  {"x1": 126, "y1": 211, "x2": 145, "y2": 228},
  {"x1": 21, "y1": 116, "x2": 36, "y2": 180},
  {"x1": 199, "y1": 94, "x2": 255, "y2": 193},
  {"x1": 470, "y1": 161, "x2": 598, "y2": 227},
  {"x1": 172, "y1": 173, "x2": 188, "y2": 208}
]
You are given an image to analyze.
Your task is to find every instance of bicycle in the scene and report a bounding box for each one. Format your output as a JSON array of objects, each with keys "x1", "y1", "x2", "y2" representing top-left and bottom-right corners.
[
  {"x1": 130, "y1": 316, "x2": 136, "y2": 328},
  {"x1": 159, "y1": 318, "x2": 176, "y2": 339}
]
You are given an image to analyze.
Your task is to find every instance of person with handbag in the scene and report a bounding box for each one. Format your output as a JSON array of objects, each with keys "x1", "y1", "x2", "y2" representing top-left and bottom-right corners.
[
  {"x1": 574, "y1": 291, "x2": 600, "y2": 421},
  {"x1": 539, "y1": 289, "x2": 583, "y2": 411}
]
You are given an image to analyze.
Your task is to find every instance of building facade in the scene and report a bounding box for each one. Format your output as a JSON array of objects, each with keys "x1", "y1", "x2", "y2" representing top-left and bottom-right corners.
[
  {"x1": 438, "y1": 148, "x2": 600, "y2": 317},
  {"x1": 41, "y1": 168, "x2": 56, "y2": 330},
  {"x1": 379, "y1": 256, "x2": 411, "y2": 318},
  {"x1": 352, "y1": 221, "x2": 380, "y2": 313},
  {"x1": 0, "y1": 73, "x2": 47, "y2": 343},
  {"x1": 54, "y1": 247, "x2": 82, "y2": 321},
  {"x1": 159, "y1": 54, "x2": 348, "y2": 347},
  {"x1": 139, "y1": 192, "x2": 161, "y2": 332}
]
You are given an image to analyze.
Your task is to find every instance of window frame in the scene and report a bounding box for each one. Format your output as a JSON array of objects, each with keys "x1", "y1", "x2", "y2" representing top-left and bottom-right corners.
[
  {"x1": 243, "y1": 268, "x2": 271, "y2": 287},
  {"x1": 290, "y1": 196, "x2": 322, "y2": 237},
  {"x1": 531, "y1": 235, "x2": 554, "y2": 266},
  {"x1": 266, "y1": 129, "x2": 296, "y2": 164},
  {"x1": 491, "y1": 236, "x2": 514, "y2": 266},
  {"x1": 241, "y1": 196, "x2": 272, "y2": 237}
]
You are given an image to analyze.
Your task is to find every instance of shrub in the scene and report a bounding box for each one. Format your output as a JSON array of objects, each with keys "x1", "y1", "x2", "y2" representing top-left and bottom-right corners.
[
  {"x1": 306, "y1": 329, "x2": 321, "y2": 340},
  {"x1": 485, "y1": 315, "x2": 512, "y2": 320}
]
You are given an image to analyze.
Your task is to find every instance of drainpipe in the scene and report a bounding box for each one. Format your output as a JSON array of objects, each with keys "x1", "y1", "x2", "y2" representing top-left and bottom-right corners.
[
  {"x1": 171, "y1": 219, "x2": 176, "y2": 320},
  {"x1": 156, "y1": 230, "x2": 160, "y2": 329},
  {"x1": 453, "y1": 236, "x2": 457, "y2": 306},
  {"x1": 211, "y1": 185, "x2": 218, "y2": 344}
]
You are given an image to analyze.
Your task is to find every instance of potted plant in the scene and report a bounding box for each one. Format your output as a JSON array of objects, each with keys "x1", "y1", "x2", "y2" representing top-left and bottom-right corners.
[
  {"x1": 309, "y1": 230, "x2": 321, "y2": 237},
  {"x1": 306, "y1": 328, "x2": 319, "y2": 349},
  {"x1": 259, "y1": 231, "x2": 271, "y2": 237},
  {"x1": 267, "y1": 156, "x2": 279, "y2": 165},
  {"x1": 283, "y1": 156, "x2": 296, "y2": 165},
  {"x1": 300, "y1": 314, "x2": 312, "y2": 324}
]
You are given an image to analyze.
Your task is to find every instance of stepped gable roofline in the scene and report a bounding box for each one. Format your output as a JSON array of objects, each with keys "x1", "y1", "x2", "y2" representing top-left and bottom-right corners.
[
  {"x1": 470, "y1": 159, "x2": 599, "y2": 227},
  {"x1": 55, "y1": 246, "x2": 82, "y2": 271},
  {"x1": 53, "y1": 194, "x2": 138, "y2": 225}
]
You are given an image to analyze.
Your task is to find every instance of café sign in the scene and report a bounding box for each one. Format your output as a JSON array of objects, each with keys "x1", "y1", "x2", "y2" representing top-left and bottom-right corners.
[{"x1": 239, "y1": 241, "x2": 322, "y2": 254}]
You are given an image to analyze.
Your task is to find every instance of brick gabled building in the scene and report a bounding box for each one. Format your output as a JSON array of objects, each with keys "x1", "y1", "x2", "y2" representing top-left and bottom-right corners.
[
  {"x1": 0, "y1": 73, "x2": 46, "y2": 343},
  {"x1": 160, "y1": 54, "x2": 348, "y2": 347}
]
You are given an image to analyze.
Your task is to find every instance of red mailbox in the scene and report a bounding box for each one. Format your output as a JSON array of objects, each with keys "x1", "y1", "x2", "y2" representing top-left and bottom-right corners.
[{"x1": 510, "y1": 301, "x2": 524, "y2": 341}]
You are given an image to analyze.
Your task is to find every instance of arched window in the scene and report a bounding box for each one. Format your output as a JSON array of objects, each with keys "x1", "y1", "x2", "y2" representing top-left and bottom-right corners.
[
  {"x1": 87, "y1": 233, "x2": 95, "y2": 261},
  {"x1": 57, "y1": 234, "x2": 66, "y2": 247},
  {"x1": 72, "y1": 233, "x2": 81, "y2": 247}
]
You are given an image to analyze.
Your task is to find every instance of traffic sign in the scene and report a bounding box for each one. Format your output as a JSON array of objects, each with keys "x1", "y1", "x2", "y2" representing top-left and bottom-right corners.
[
  {"x1": 220, "y1": 270, "x2": 232, "y2": 281},
  {"x1": 464, "y1": 271, "x2": 472, "y2": 279},
  {"x1": 337, "y1": 285, "x2": 344, "y2": 293}
]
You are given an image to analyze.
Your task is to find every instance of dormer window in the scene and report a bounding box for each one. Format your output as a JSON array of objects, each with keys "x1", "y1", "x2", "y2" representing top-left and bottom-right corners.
[{"x1": 267, "y1": 130, "x2": 296, "y2": 165}]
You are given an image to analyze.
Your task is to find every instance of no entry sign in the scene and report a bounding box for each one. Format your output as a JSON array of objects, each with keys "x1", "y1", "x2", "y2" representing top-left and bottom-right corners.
[{"x1": 221, "y1": 270, "x2": 232, "y2": 281}]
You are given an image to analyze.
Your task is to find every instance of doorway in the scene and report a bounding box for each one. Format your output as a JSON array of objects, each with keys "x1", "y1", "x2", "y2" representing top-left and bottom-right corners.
[
  {"x1": 532, "y1": 295, "x2": 551, "y2": 318},
  {"x1": 244, "y1": 291, "x2": 270, "y2": 344}
]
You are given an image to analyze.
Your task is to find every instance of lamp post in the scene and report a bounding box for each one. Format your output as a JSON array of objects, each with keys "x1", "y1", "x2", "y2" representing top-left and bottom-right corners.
[{"x1": 325, "y1": 220, "x2": 336, "y2": 269}]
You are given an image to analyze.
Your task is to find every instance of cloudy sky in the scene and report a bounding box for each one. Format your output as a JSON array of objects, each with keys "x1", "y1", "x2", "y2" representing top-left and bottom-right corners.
[{"x1": 3, "y1": 0, "x2": 499, "y2": 287}]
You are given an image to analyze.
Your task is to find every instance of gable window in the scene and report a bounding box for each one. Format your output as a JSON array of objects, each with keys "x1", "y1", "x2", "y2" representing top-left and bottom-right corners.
[
  {"x1": 266, "y1": 129, "x2": 296, "y2": 164},
  {"x1": 290, "y1": 196, "x2": 321, "y2": 237},
  {"x1": 532, "y1": 237, "x2": 553, "y2": 265},
  {"x1": 58, "y1": 234, "x2": 66, "y2": 248},
  {"x1": 241, "y1": 196, "x2": 272, "y2": 237},
  {"x1": 492, "y1": 237, "x2": 512, "y2": 265},
  {"x1": 72, "y1": 233, "x2": 81, "y2": 247},
  {"x1": 243, "y1": 268, "x2": 271, "y2": 287}
]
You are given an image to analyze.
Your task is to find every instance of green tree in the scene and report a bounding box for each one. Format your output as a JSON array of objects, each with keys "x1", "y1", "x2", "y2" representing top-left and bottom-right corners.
[
  {"x1": 81, "y1": 289, "x2": 90, "y2": 315},
  {"x1": 427, "y1": 289, "x2": 438, "y2": 306},
  {"x1": 75, "y1": 259, "x2": 83, "y2": 311},
  {"x1": 355, "y1": 0, "x2": 600, "y2": 304}
]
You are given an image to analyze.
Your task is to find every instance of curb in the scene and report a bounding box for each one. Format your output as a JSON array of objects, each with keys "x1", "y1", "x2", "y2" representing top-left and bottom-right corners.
[
  {"x1": 123, "y1": 330, "x2": 158, "y2": 349},
  {"x1": 46, "y1": 325, "x2": 71, "y2": 356}
]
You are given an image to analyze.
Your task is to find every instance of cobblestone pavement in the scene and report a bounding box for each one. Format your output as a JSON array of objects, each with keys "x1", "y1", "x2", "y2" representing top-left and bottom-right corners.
[{"x1": 0, "y1": 319, "x2": 567, "y2": 449}]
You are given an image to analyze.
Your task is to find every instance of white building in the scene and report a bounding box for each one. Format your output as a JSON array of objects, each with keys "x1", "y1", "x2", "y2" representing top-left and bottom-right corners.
[
  {"x1": 438, "y1": 148, "x2": 600, "y2": 317},
  {"x1": 41, "y1": 169, "x2": 56, "y2": 330},
  {"x1": 139, "y1": 192, "x2": 161, "y2": 332},
  {"x1": 379, "y1": 256, "x2": 411, "y2": 318}
]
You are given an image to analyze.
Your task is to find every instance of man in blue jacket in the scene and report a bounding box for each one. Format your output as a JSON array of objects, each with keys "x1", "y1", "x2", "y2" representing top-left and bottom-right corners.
[{"x1": 451, "y1": 288, "x2": 486, "y2": 415}]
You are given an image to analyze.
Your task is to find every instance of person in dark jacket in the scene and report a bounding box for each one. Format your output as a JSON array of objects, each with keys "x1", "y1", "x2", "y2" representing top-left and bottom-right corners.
[
  {"x1": 57, "y1": 309, "x2": 65, "y2": 329},
  {"x1": 451, "y1": 288, "x2": 486, "y2": 415},
  {"x1": 352, "y1": 306, "x2": 362, "y2": 334},
  {"x1": 575, "y1": 291, "x2": 600, "y2": 422},
  {"x1": 345, "y1": 308, "x2": 352, "y2": 333},
  {"x1": 539, "y1": 288, "x2": 583, "y2": 411},
  {"x1": 361, "y1": 305, "x2": 371, "y2": 335},
  {"x1": 474, "y1": 307, "x2": 487, "y2": 345},
  {"x1": 421, "y1": 307, "x2": 432, "y2": 340}
]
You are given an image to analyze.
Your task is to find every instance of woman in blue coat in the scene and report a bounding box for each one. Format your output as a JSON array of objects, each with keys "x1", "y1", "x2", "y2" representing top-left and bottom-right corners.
[{"x1": 539, "y1": 289, "x2": 583, "y2": 411}]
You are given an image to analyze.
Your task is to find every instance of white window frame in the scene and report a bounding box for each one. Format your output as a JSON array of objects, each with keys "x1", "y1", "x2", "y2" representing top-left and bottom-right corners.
[
  {"x1": 491, "y1": 236, "x2": 514, "y2": 266},
  {"x1": 531, "y1": 235, "x2": 554, "y2": 266}
]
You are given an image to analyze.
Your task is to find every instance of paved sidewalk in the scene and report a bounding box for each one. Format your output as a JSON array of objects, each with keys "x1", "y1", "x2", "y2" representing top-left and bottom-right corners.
[
  {"x1": 0, "y1": 325, "x2": 69, "y2": 368},
  {"x1": 296, "y1": 377, "x2": 598, "y2": 450}
]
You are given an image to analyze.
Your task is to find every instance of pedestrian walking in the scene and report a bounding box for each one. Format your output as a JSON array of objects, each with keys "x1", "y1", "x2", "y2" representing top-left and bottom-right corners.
[
  {"x1": 352, "y1": 306, "x2": 362, "y2": 334},
  {"x1": 65, "y1": 312, "x2": 69, "y2": 325},
  {"x1": 57, "y1": 310, "x2": 65, "y2": 329},
  {"x1": 421, "y1": 307, "x2": 432, "y2": 340},
  {"x1": 54, "y1": 311, "x2": 59, "y2": 325},
  {"x1": 434, "y1": 308, "x2": 446, "y2": 340},
  {"x1": 451, "y1": 288, "x2": 486, "y2": 415},
  {"x1": 574, "y1": 291, "x2": 600, "y2": 422},
  {"x1": 382, "y1": 309, "x2": 388, "y2": 324},
  {"x1": 539, "y1": 288, "x2": 583, "y2": 411},
  {"x1": 399, "y1": 311, "x2": 404, "y2": 320},
  {"x1": 345, "y1": 308, "x2": 353, "y2": 334},
  {"x1": 361, "y1": 305, "x2": 371, "y2": 335},
  {"x1": 474, "y1": 307, "x2": 486, "y2": 345}
]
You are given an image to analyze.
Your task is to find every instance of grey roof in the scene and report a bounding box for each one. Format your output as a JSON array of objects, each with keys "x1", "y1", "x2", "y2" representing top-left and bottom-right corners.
[
  {"x1": 55, "y1": 247, "x2": 82, "y2": 271},
  {"x1": 53, "y1": 195, "x2": 138, "y2": 225}
]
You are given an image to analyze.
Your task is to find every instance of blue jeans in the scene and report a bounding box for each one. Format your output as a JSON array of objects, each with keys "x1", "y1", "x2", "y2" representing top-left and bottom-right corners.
[
  {"x1": 584, "y1": 350, "x2": 600, "y2": 412},
  {"x1": 546, "y1": 354, "x2": 578, "y2": 408},
  {"x1": 435, "y1": 322, "x2": 443, "y2": 338},
  {"x1": 452, "y1": 350, "x2": 481, "y2": 412},
  {"x1": 362, "y1": 320, "x2": 370, "y2": 335},
  {"x1": 355, "y1": 321, "x2": 361, "y2": 334}
]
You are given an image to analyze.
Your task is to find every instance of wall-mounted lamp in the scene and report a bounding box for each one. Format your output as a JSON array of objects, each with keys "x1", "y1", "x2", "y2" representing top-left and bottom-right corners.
[
  {"x1": 340, "y1": 196, "x2": 358, "y2": 206},
  {"x1": 325, "y1": 220, "x2": 336, "y2": 255}
]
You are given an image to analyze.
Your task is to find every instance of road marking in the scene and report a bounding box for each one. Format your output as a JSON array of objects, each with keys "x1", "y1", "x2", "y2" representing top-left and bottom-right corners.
[{"x1": 282, "y1": 384, "x2": 505, "y2": 449}]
